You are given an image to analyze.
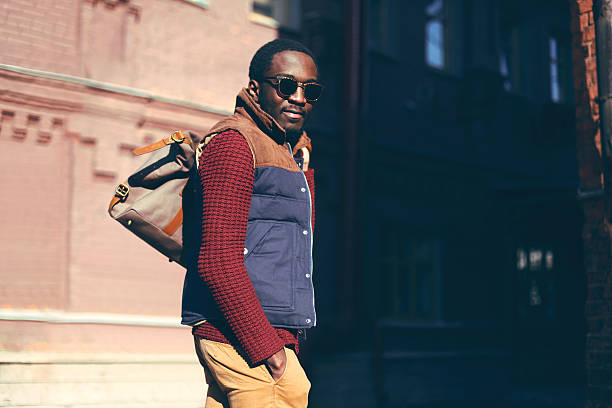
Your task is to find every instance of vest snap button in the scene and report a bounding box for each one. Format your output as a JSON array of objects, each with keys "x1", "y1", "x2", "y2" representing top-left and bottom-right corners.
[
  {"x1": 244, "y1": 248, "x2": 248, "y2": 255},
  {"x1": 305, "y1": 274, "x2": 311, "y2": 278},
  {"x1": 305, "y1": 318, "x2": 311, "y2": 324},
  {"x1": 301, "y1": 187, "x2": 306, "y2": 192},
  {"x1": 302, "y1": 230, "x2": 308, "y2": 235}
]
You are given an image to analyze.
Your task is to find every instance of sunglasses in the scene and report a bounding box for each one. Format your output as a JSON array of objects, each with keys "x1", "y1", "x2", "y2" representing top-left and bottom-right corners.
[{"x1": 263, "y1": 75, "x2": 324, "y2": 103}]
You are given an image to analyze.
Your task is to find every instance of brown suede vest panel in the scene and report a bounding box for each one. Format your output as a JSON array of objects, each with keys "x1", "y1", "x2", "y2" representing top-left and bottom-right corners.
[{"x1": 201, "y1": 88, "x2": 308, "y2": 173}]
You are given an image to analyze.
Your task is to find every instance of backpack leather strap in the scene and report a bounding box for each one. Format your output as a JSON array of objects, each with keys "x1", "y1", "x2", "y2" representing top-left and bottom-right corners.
[
  {"x1": 162, "y1": 207, "x2": 183, "y2": 235},
  {"x1": 108, "y1": 183, "x2": 130, "y2": 211},
  {"x1": 162, "y1": 186, "x2": 186, "y2": 236},
  {"x1": 133, "y1": 130, "x2": 193, "y2": 156}
]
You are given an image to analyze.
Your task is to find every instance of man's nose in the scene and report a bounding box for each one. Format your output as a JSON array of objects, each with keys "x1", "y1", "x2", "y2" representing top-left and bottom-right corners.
[{"x1": 288, "y1": 85, "x2": 306, "y2": 105}]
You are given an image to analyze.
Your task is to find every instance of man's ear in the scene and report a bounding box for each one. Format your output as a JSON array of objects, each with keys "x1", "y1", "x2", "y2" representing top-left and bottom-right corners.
[{"x1": 247, "y1": 79, "x2": 259, "y2": 103}]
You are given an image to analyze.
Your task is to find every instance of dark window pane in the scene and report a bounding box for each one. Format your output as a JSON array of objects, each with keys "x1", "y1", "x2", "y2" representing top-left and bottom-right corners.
[{"x1": 253, "y1": 0, "x2": 273, "y2": 17}]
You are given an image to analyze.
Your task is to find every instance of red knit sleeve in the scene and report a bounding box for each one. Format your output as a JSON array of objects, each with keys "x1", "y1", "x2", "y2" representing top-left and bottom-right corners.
[
  {"x1": 305, "y1": 168, "x2": 315, "y2": 230},
  {"x1": 197, "y1": 129, "x2": 284, "y2": 365}
]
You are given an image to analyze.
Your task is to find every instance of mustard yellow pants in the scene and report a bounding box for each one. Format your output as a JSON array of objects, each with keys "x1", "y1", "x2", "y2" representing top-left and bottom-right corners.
[{"x1": 194, "y1": 337, "x2": 311, "y2": 408}]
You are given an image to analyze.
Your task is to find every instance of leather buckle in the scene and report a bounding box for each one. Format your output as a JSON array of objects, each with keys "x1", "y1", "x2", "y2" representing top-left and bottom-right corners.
[
  {"x1": 115, "y1": 183, "x2": 129, "y2": 201},
  {"x1": 170, "y1": 131, "x2": 185, "y2": 143}
]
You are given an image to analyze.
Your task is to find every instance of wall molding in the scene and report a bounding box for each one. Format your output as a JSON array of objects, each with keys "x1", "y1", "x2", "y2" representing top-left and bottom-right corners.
[
  {"x1": 0, "y1": 308, "x2": 182, "y2": 328},
  {"x1": 0, "y1": 350, "x2": 197, "y2": 364},
  {"x1": 181, "y1": 0, "x2": 209, "y2": 10},
  {"x1": 0, "y1": 64, "x2": 232, "y2": 117}
]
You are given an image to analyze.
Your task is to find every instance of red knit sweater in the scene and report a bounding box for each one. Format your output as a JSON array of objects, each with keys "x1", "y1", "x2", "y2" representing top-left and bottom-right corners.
[{"x1": 192, "y1": 129, "x2": 315, "y2": 365}]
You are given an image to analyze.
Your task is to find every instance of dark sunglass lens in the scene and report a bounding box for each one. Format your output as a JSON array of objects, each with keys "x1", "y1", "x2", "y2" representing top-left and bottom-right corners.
[
  {"x1": 304, "y1": 84, "x2": 322, "y2": 101},
  {"x1": 278, "y1": 78, "x2": 298, "y2": 97}
]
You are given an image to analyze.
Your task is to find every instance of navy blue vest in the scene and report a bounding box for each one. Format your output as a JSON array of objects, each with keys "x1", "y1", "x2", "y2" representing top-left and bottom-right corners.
[{"x1": 181, "y1": 90, "x2": 316, "y2": 330}]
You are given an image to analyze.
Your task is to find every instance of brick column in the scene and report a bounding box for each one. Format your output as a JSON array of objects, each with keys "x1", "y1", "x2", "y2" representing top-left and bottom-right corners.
[{"x1": 569, "y1": 0, "x2": 612, "y2": 406}]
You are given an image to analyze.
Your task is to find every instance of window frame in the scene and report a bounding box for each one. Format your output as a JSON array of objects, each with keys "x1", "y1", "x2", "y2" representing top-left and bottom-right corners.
[{"x1": 250, "y1": 0, "x2": 302, "y2": 32}]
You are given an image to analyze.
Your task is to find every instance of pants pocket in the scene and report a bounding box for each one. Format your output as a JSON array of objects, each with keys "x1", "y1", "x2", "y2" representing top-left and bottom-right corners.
[
  {"x1": 198, "y1": 340, "x2": 270, "y2": 388},
  {"x1": 273, "y1": 349, "x2": 311, "y2": 407},
  {"x1": 196, "y1": 339, "x2": 310, "y2": 407},
  {"x1": 264, "y1": 347, "x2": 292, "y2": 385}
]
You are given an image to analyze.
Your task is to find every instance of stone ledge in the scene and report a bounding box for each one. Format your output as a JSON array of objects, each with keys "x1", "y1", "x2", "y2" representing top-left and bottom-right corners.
[
  {"x1": 0, "y1": 309, "x2": 182, "y2": 328},
  {"x1": 0, "y1": 357, "x2": 204, "y2": 407},
  {"x1": 0, "y1": 351, "x2": 198, "y2": 364}
]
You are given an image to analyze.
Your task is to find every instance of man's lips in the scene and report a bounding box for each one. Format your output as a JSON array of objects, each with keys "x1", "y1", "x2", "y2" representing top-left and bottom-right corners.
[{"x1": 282, "y1": 108, "x2": 304, "y2": 120}]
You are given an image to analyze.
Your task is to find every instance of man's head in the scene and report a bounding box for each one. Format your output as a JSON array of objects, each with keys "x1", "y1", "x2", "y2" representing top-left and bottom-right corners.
[{"x1": 248, "y1": 39, "x2": 321, "y2": 142}]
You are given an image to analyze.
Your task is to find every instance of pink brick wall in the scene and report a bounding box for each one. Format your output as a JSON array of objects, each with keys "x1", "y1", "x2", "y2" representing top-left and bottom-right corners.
[
  {"x1": 110, "y1": 0, "x2": 276, "y2": 110},
  {"x1": 0, "y1": 108, "x2": 71, "y2": 310},
  {"x1": 0, "y1": 0, "x2": 81, "y2": 75},
  {"x1": 67, "y1": 130, "x2": 187, "y2": 316},
  {"x1": 0, "y1": 0, "x2": 280, "y2": 354},
  {"x1": 0, "y1": 0, "x2": 277, "y2": 112}
]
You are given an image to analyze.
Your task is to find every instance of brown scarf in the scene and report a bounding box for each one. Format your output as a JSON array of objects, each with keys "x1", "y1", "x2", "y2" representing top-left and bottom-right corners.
[{"x1": 233, "y1": 88, "x2": 312, "y2": 155}]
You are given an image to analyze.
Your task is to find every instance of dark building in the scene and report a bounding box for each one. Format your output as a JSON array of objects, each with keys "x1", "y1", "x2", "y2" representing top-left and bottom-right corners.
[{"x1": 265, "y1": 0, "x2": 587, "y2": 406}]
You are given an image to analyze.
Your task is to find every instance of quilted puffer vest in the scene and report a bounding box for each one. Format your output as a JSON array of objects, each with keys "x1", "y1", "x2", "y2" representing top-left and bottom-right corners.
[{"x1": 180, "y1": 89, "x2": 316, "y2": 329}]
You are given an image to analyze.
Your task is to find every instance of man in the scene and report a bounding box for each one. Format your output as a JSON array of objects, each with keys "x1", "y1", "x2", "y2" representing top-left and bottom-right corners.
[{"x1": 181, "y1": 39, "x2": 322, "y2": 408}]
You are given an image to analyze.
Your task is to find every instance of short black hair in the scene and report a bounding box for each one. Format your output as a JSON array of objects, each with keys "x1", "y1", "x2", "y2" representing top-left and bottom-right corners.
[{"x1": 249, "y1": 38, "x2": 317, "y2": 81}]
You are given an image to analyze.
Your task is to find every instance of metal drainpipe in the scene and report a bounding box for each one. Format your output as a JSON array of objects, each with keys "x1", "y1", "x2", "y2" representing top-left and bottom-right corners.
[
  {"x1": 341, "y1": 0, "x2": 362, "y2": 328},
  {"x1": 595, "y1": 0, "x2": 612, "y2": 218}
]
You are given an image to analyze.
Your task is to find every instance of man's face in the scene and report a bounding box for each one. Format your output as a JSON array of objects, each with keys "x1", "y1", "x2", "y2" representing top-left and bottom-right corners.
[{"x1": 252, "y1": 51, "x2": 318, "y2": 136}]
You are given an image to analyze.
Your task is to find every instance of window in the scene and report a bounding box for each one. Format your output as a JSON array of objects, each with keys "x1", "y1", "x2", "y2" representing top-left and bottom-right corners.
[
  {"x1": 499, "y1": 24, "x2": 520, "y2": 92},
  {"x1": 425, "y1": 0, "x2": 445, "y2": 69},
  {"x1": 499, "y1": 46, "x2": 512, "y2": 91},
  {"x1": 376, "y1": 223, "x2": 441, "y2": 321},
  {"x1": 549, "y1": 37, "x2": 561, "y2": 102},
  {"x1": 253, "y1": 0, "x2": 273, "y2": 17},
  {"x1": 251, "y1": 0, "x2": 301, "y2": 31},
  {"x1": 548, "y1": 37, "x2": 561, "y2": 102},
  {"x1": 548, "y1": 35, "x2": 571, "y2": 103},
  {"x1": 368, "y1": 0, "x2": 397, "y2": 55},
  {"x1": 516, "y1": 247, "x2": 556, "y2": 318}
]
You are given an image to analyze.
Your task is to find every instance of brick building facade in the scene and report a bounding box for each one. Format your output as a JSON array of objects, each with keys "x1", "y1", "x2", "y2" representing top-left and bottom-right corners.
[
  {"x1": 0, "y1": 1, "x2": 277, "y2": 406},
  {"x1": 569, "y1": 0, "x2": 612, "y2": 406},
  {"x1": 347, "y1": 1, "x2": 586, "y2": 405},
  {"x1": 1, "y1": 0, "x2": 607, "y2": 407}
]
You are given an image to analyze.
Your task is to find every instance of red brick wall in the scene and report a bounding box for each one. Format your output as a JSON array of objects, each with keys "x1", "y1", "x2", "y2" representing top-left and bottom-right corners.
[{"x1": 569, "y1": 0, "x2": 612, "y2": 406}]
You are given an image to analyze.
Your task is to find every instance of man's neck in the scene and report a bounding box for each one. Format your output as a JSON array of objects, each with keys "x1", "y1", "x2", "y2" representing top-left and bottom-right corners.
[{"x1": 286, "y1": 129, "x2": 302, "y2": 148}]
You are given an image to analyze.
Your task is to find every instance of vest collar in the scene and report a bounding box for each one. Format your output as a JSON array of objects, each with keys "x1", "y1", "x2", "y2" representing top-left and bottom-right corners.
[{"x1": 235, "y1": 88, "x2": 287, "y2": 145}]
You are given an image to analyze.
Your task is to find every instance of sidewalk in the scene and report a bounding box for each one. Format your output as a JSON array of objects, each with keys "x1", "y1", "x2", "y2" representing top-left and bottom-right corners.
[{"x1": 306, "y1": 352, "x2": 585, "y2": 408}]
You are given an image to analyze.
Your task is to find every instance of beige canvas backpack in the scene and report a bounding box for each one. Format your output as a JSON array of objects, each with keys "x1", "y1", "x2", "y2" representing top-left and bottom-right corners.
[{"x1": 108, "y1": 130, "x2": 204, "y2": 267}]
